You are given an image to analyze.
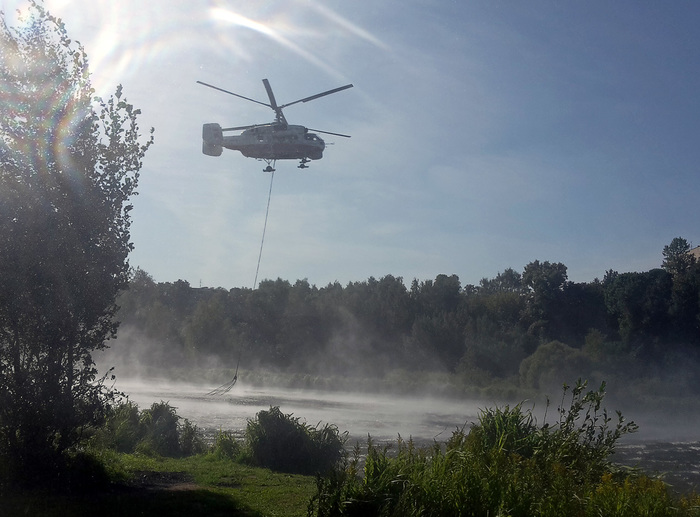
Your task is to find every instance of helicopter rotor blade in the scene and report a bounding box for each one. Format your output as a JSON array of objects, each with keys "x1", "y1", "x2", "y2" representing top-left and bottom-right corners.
[
  {"x1": 279, "y1": 84, "x2": 354, "y2": 110},
  {"x1": 307, "y1": 128, "x2": 351, "y2": 138},
  {"x1": 262, "y1": 79, "x2": 279, "y2": 111},
  {"x1": 197, "y1": 81, "x2": 271, "y2": 109},
  {"x1": 263, "y1": 78, "x2": 288, "y2": 125},
  {"x1": 221, "y1": 123, "x2": 275, "y2": 132}
]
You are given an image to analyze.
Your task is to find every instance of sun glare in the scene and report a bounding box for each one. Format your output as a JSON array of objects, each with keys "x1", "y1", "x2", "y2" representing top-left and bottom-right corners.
[
  {"x1": 208, "y1": 5, "x2": 335, "y2": 76},
  {"x1": 2, "y1": 0, "x2": 384, "y2": 93},
  {"x1": 306, "y1": 1, "x2": 389, "y2": 51}
]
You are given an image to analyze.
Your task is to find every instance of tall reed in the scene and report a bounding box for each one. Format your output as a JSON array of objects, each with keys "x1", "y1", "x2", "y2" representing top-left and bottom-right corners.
[{"x1": 309, "y1": 380, "x2": 698, "y2": 517}]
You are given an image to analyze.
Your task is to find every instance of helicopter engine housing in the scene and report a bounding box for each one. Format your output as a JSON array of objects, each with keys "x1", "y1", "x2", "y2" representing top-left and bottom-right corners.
[{"x1": 202, "y1": 123, "x2": 223, "y2": 156}]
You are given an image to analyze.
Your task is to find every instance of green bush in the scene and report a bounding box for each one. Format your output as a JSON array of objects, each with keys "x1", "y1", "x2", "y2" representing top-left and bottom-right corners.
[
  {"x1": 95, "y1": 401, "x2": 142, "y2": 453},
  {"x1": 466, "y1": 402, "x2": 538, "y2": 457},
  {"x1": 136, "y1": 401, "x2": 180, "y2": 456},
  {"x1": 92, "y1": 401, "x2": 205, "y2": 457},
  {"x1": 180, "y1": 418, "x2": 208, "y2": 456},
  {"x1": 534, "y1": 380, "x2": 638, "y2": 483},
  {"x1": 245, "y1": 406, "x2": 346, "y2": 475},
  {"x1": 519, "y1": 340, "x2": 592, "y2": 390},
  {"x1": 212, "y1": 430, "x2": 241, "y2": 460},
  {"x1": 309, "y1": 381, "x2": 684, "y2": 517}
]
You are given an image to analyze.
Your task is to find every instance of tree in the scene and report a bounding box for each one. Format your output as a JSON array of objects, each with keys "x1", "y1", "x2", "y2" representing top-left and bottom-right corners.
[
  {"x1": 521, "y1": 260, "x2": 568, "y2": 339},
  {"x1": 0, "y1": 1, "x2": 153, "y2": 482},
  {"x1": 519, "y1": 340, "x2": 591, "y2": 390},
  {"x1": 661, "y1": 238, "x2": 700, "y2": 344},
  {"x1": 522, "y1": 261, "x2": 568, "y2": 301},
  {"x1": 662, "y1": 237, "x2": 695, "y2": 276},
  {"x1": 604, "y1": 270, "x2": 672, "y2": 356},
  {"x1": 182, "y1": 291, "x2": 238, "y2": 361},
  {"x1": 479, "y1": 268, "x2": 523, "y2": 294}
]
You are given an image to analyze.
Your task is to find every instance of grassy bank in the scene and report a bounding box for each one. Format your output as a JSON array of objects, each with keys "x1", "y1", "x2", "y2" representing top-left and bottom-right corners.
[{"x1": 3, "y1": 450, "x2": 316, "y2": 517}]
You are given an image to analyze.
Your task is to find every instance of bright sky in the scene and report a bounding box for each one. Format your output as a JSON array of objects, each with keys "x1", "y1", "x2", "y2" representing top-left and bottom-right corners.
[{"x1": 4, "y1": 0, "x2": 700, "y2": 289}]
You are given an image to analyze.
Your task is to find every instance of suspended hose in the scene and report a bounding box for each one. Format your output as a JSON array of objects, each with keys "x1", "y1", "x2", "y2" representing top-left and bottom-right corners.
[
  {"x1": 253, "y1": 169, "x2": 275, "y2": 289},
  {"x1": 206, "y1": 354, "x2": 241, "y2": 396}
]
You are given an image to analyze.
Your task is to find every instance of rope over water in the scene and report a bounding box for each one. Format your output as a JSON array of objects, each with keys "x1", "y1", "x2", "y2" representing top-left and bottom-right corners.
[
  {"x1": 253, "y1": 169, "x2": 275, "y2": 290},
  {"x1": 206, "y1": 354, "x2": 241, "y2": 396},
  {"x1": 208, "y1": 168, "x2": 274, "y2": 396}
]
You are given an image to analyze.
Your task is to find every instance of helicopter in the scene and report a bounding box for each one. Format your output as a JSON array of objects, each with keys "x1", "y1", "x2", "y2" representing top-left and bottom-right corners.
[{"x1": 197, "y1": 78, "x2": 353, "y2": 171}]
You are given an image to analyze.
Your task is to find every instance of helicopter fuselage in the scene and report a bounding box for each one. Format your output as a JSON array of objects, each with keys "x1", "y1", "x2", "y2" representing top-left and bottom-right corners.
[{"x1": 225, "y1": 124, "x2": 324, "y2": 160}]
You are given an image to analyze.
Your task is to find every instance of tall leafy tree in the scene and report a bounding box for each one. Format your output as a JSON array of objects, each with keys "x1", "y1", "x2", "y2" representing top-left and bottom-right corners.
[
  {"x1": 661, "y1": 238, "x2": 700, "y2": 344},
  {"x1": 0, "y1": 1, "x2": 153, "y2": 480},
  {"x1": 604, "y1": 270, "x2": 672, "y2": 355},
  {"x1": 521, "y1": 260, "x2": 568, "y2": 340},
  {"x1": 479, "y1": 268, "x2": 523, "y2": 294},
  {"x1": 661, "y1": 237, "x2": 695, "y2": 276}
]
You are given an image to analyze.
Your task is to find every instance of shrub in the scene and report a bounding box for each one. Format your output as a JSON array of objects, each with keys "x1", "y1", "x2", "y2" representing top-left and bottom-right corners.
[
  {"x1": 519, "y1": 340, "x2": 592, "y2": 390},
  {"x1": 245, "y1": 406, "x2": 346, "y2": 475},
  {"x1": 310, "y1": 381, "x2": 670, "y2": 517},
  {"x1": 212, "y1": 430, "x2": 241, "y2": 460},
  {"x1": 133, "y1": 401, "x2": 180, "y2": 456},
  {"x1": 92, "y1": 401, "x2": 204, "y2": 457},
  {"x1": 466, "y1": 402, "x2": 538, "y2": 457},
  {"x1": 534, "y1": 380, "x2": 638, "y2": 483},
  {"x1": 93, "y1": 401, "x2": 142, "y2": 453},
  {"x1": 179, "y1": 418, "x2": 207, "y2": 456}
]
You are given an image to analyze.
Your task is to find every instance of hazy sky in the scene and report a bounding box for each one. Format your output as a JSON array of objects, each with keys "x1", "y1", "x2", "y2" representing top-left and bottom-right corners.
[{"x1": 4, "y1": 0, "x2": 700, "y2": 289}]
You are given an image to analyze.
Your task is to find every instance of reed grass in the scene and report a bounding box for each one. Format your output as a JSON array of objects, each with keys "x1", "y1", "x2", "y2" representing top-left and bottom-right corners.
[{"x1": 309, "y1": 380, "x2": 700, "y2": 517}]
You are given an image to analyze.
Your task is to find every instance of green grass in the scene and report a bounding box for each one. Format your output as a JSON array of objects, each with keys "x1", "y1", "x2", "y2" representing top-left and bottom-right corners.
[{"x1": 2, "y1": 451, "x2": 317, "y2": 517}]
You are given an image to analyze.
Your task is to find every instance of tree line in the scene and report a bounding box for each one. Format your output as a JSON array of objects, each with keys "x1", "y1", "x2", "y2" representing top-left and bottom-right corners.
[{"x1": 114, "y1": 237, "x2": 700, "y2": 393}]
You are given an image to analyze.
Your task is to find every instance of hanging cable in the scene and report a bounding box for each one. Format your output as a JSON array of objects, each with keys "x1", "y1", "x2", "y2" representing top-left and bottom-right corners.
[
  {"x1": 206, "y1": 353, "x2": 241, "y2": 396},
  {"x1": 253, "y1": 169, "x2": 275, "y2": 289}
]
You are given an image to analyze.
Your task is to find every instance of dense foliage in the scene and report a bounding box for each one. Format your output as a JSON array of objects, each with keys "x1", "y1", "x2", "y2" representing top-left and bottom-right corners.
[
  {"x1": 307, "y1": 381, "x2": 696, "y2": 517},
  {"x1": 91, "y1": 401, "x2": 206, "y2": 457},
  {"x1": 245, "y1": 406, "x2": 347, "y2": 475},
  {"x1": 93, "y1": 402, "x2": 345, "y2": 476},
  {"x1": 0, "y1": 0, "x2": 152, "y2": 485},
  {"x1": 111, "y1": 238, "x2": 700, "y2": 397}
]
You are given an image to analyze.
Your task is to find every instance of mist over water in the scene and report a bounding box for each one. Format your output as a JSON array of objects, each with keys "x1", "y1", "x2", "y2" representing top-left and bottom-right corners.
[
  {"x1": 114, "y1": 378, "x2": 486, "y2": 444},
  {"x1": 111, "y1": 374, "x2": 700, "y2": 443}
]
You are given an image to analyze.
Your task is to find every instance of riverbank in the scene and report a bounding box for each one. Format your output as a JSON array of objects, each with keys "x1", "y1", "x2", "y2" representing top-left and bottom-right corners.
[
  {"x1": 2, "y1": 452, "x2": 316, "y2": 517},
  {"x1": 111, "y1": 376, "x2": 700, "y2": 495}
]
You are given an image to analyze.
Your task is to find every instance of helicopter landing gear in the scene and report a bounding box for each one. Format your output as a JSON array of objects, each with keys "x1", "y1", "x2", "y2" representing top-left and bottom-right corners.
[
  {"x1": 298, "y1": 157, "x2": 310, "y2": 169},
  {"x1": 263, "y1": 159, "x2": 276, "y2": 173}
]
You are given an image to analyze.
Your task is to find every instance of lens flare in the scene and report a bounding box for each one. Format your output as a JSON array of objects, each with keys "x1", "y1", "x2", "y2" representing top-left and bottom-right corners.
[
  {"x1": 0, "y1": 3, "x2": 94, "y2": 194},
  {"x1": 305, "y1": 1, "x2": 389, "y2": 51},
  {"x1": 208, "y1": 5, "x2": 335, "y2": 76},
  {"x1": 65, "y1": 2, "x2": 213, "y2": 98}
]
